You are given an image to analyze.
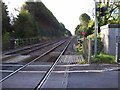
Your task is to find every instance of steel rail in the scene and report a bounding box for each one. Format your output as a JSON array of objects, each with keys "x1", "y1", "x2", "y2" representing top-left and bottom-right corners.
[
  {"x1": 21, "y1": 40, "x2": 62, "y2": 55},
  {"x1": 34, "y1": 37, "x2": 73, "y2": 90},
  {"x1": 5, "y1": 39, "x2": 64, "y2": 55},
  {"x1": 0, "y1": 39, "x2": 67, "y2": 83}
]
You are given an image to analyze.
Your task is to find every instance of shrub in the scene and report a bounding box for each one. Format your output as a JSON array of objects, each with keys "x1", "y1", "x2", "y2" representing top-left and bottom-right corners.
[
  {"x1": 87, "y1": 34, "x2": 103, "y2": 54},
  {"x1": 75, "y1": 44, "x2": 83, "y2": 54},
  {"x1": 2, "y1": 32, "x2": 10, "y2": 50},
  {"x1": 91, "y1": 53, "x2": 116, "y2": 64}
]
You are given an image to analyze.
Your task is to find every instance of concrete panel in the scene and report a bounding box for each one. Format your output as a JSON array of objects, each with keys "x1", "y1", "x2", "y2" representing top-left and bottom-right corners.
[{"x1": 100, "y1": 24, "x2": 120, "y2": 55}]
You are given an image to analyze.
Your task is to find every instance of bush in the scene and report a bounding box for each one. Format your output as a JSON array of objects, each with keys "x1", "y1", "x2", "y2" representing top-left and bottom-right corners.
[
  {"x1": 75, "y1": 43, "x2": 83, "y2": 54},
  {"x1": 87, "y1": 34, "x2": 103, "y2": 54},
  {"x1": 91, "y1": 53, "x2": 116, "y2": 64},
  {"x1": 97, "y1": 37, "x2": 103, "y2": 54},
  {"x1": 2, "y1": 32, "x2": 10, "y2": 50}
]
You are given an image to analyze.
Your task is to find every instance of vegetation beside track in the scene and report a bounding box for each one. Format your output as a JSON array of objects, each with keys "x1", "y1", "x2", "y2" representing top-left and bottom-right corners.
[
  {"x1": 75, "y1": 35, "x2": 116, "y2": 64},
  {"x1": 91, "y1": 53, "x2": 116, "y2": 64},
  {"x1": 2, "y1": 1, "x2": 72, "y2": 50}
]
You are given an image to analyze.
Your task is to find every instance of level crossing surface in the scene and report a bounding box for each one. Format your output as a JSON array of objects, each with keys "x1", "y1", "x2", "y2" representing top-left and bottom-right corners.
[{"x1": 2, "y1": 55, "x2": 119, "y2": 89}]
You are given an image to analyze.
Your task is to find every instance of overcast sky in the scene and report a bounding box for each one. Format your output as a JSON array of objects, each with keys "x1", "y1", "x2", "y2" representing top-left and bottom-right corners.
[{"x1": 3, "y1": 0, "x2": 95, "y2": 35}]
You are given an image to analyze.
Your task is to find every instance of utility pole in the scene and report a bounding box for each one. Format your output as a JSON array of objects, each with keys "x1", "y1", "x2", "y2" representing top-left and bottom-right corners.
[{"x1": 94, "y1": 0, "x2": 98, "y2": 57}]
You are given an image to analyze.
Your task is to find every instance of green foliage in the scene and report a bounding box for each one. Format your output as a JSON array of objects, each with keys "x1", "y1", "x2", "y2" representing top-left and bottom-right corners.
[
  {"x1": 75, "y1": 44, "x2": 83, "y2": 54},
  {"x1": 97, "y1": 1, "x2": 120, "y2": 27},
  {"x1": 91, "y1": 53, "x2": 116, "y2": 64},
  {"x1": 24, "y1": 2, "x2": 70, "y2": 37},
  {"x1": 87, "y1": 34, "x2": 103, "y2": 54},
  {"x1": 2, "y1": 2, "x2": 11, "y2": 34},
  {"x1": 75, "y1": 24, "x2": 80, "y2": 35},
  {"x1": 13, "y1": 9, "x2": 37, "y2": 38},
  {"x1": 2, "y1": 2, "x2": 12, "y2": 50},
  {"x1": 2, "y1": 1, "x2": 72, "y2": 50},
  {"x1": 13, "y1": 2, "x2": 71, "y2": 39},
  {"x1": 79, "y1": 13, "x2": 90, "y2": 24},
  {"x1": 65, "y1": 30, "x2": 72, "y2": 36},
  {"x1": 2, "y1": 32, "x2": 10, "y2": 50},
  {"x1": 75, "y1": 13, "x2": 94, "y2": 37},
  {"x1": 75, "y1": 24, "x2": 81, "y2": 36},
  {"x1": 79, "y1": 60, "x2": 86, "y2": 64}
]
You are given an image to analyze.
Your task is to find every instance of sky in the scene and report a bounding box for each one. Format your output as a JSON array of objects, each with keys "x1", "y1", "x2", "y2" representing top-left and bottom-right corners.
[{"x1": 3, "y1": 0, "x2": 95, "y2": 35}]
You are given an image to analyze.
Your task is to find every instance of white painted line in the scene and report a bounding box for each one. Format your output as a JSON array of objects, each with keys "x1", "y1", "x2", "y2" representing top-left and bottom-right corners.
[
  {"x1": 62, "y1": 55, "x2": 68, "y2": 88},
  {"x1": 0, "y1": 70, "x2": 106, "y2": 73},
  {"x1": 1, "y1": 64, "x2": 90, "y2": 67},
  {"x1": 1, "y1": 64, "x2": 51, "y2": 67},
  {"x1": 1, "y1": 67, "x2": 119, "y2": 74}
]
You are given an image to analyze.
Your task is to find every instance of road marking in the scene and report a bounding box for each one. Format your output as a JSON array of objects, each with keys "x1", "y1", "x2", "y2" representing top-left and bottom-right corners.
[
  {"x1": 1, "y1": 69, "x2": 118, "y2": 73},
  {"x1": 0, "y1": 70, "x2": 102, "y2": 73},
  {"x1": 1, "y1": 64, "x2": 90, "y2": 67},
  {"x1": 58, "y1": 55, "x2": 84, "y2": 63},
  {"x1": 1, "y1": 66, "x2": 119, "y2": 74},
  {"x1": 62, "y1": 55, "x2": 69, "y2": 88}
]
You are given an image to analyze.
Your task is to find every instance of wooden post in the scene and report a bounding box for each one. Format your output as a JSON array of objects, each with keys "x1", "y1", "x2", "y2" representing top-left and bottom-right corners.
[{"x1": 88, "y1": 38, "x2": 92, "y2": 64}]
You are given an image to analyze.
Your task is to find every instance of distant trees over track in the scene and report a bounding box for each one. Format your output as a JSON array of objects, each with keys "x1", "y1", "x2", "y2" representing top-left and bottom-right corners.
[{"x1": 2, "y1": 1, "x2": 72, "y2": 50}]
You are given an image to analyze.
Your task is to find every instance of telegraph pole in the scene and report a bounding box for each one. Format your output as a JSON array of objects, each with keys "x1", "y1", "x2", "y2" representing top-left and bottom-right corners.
[{"x1": 94, "y1": 0, "x2": 98, "y2": 57}]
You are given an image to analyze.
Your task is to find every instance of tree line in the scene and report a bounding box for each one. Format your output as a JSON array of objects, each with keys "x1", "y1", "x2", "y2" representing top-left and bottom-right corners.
[{"x1": 2, "y1": 1, "x2": 72, "y2": 50}]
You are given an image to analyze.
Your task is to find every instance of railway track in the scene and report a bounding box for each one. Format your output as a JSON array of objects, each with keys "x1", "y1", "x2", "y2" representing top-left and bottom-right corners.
[
  {"x1": 3, "y1": 38, "x2": 67, "y2": 55},
  {"x1": 1, "y1": 37, "x2": 72, "y2": 83},
  {"x1": 2, "y1": 38, "x2": 69, "y2": 63},
  {"x1": 1, "y1": 36, "x2": 119, "y2": 89},
  {"x1": 1, "y1": 38, "x2": 69, "y2": 79},
  {"x1": 34, "y1": 37, "x2": 72, "y2": 90}
]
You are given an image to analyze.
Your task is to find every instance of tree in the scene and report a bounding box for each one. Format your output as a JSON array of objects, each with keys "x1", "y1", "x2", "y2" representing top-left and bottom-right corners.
[
  {"x1": 75, "y1": 24, "x2": 80, "y2": 35},
  {"x1": 97, "y1": 1, "x2": 120, "y2": 26},
  {"x1": 23, "y1": 2, "x2": 70, "y2": 38},
  {"x1": 108, "y1": 1, "x2": 120, "y2": 24},
  {"x1": 13, "y1": 2, "x2": 71, "y2": 39},
  {"x1": 65, "y1": 29, "x2": 72, "y2": 37},
  {"x1": 78, "y1": 13, "x2": 93, "y2": 37},
  {"x1": 13, "y1": 9, "x2": 37, "y2": 38},
  {"x1": 2, "y1": 2, "x2": 11, "y2": 34},
  {"x1": 86, "y1": 20, "x2": 94, "y2": 36},
  {"x1": 2, "y1": 2, "x2": 11, "y2": 50},
  {"x1": 79, "y1": 13, "x2": 90, "y2": 25}
]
